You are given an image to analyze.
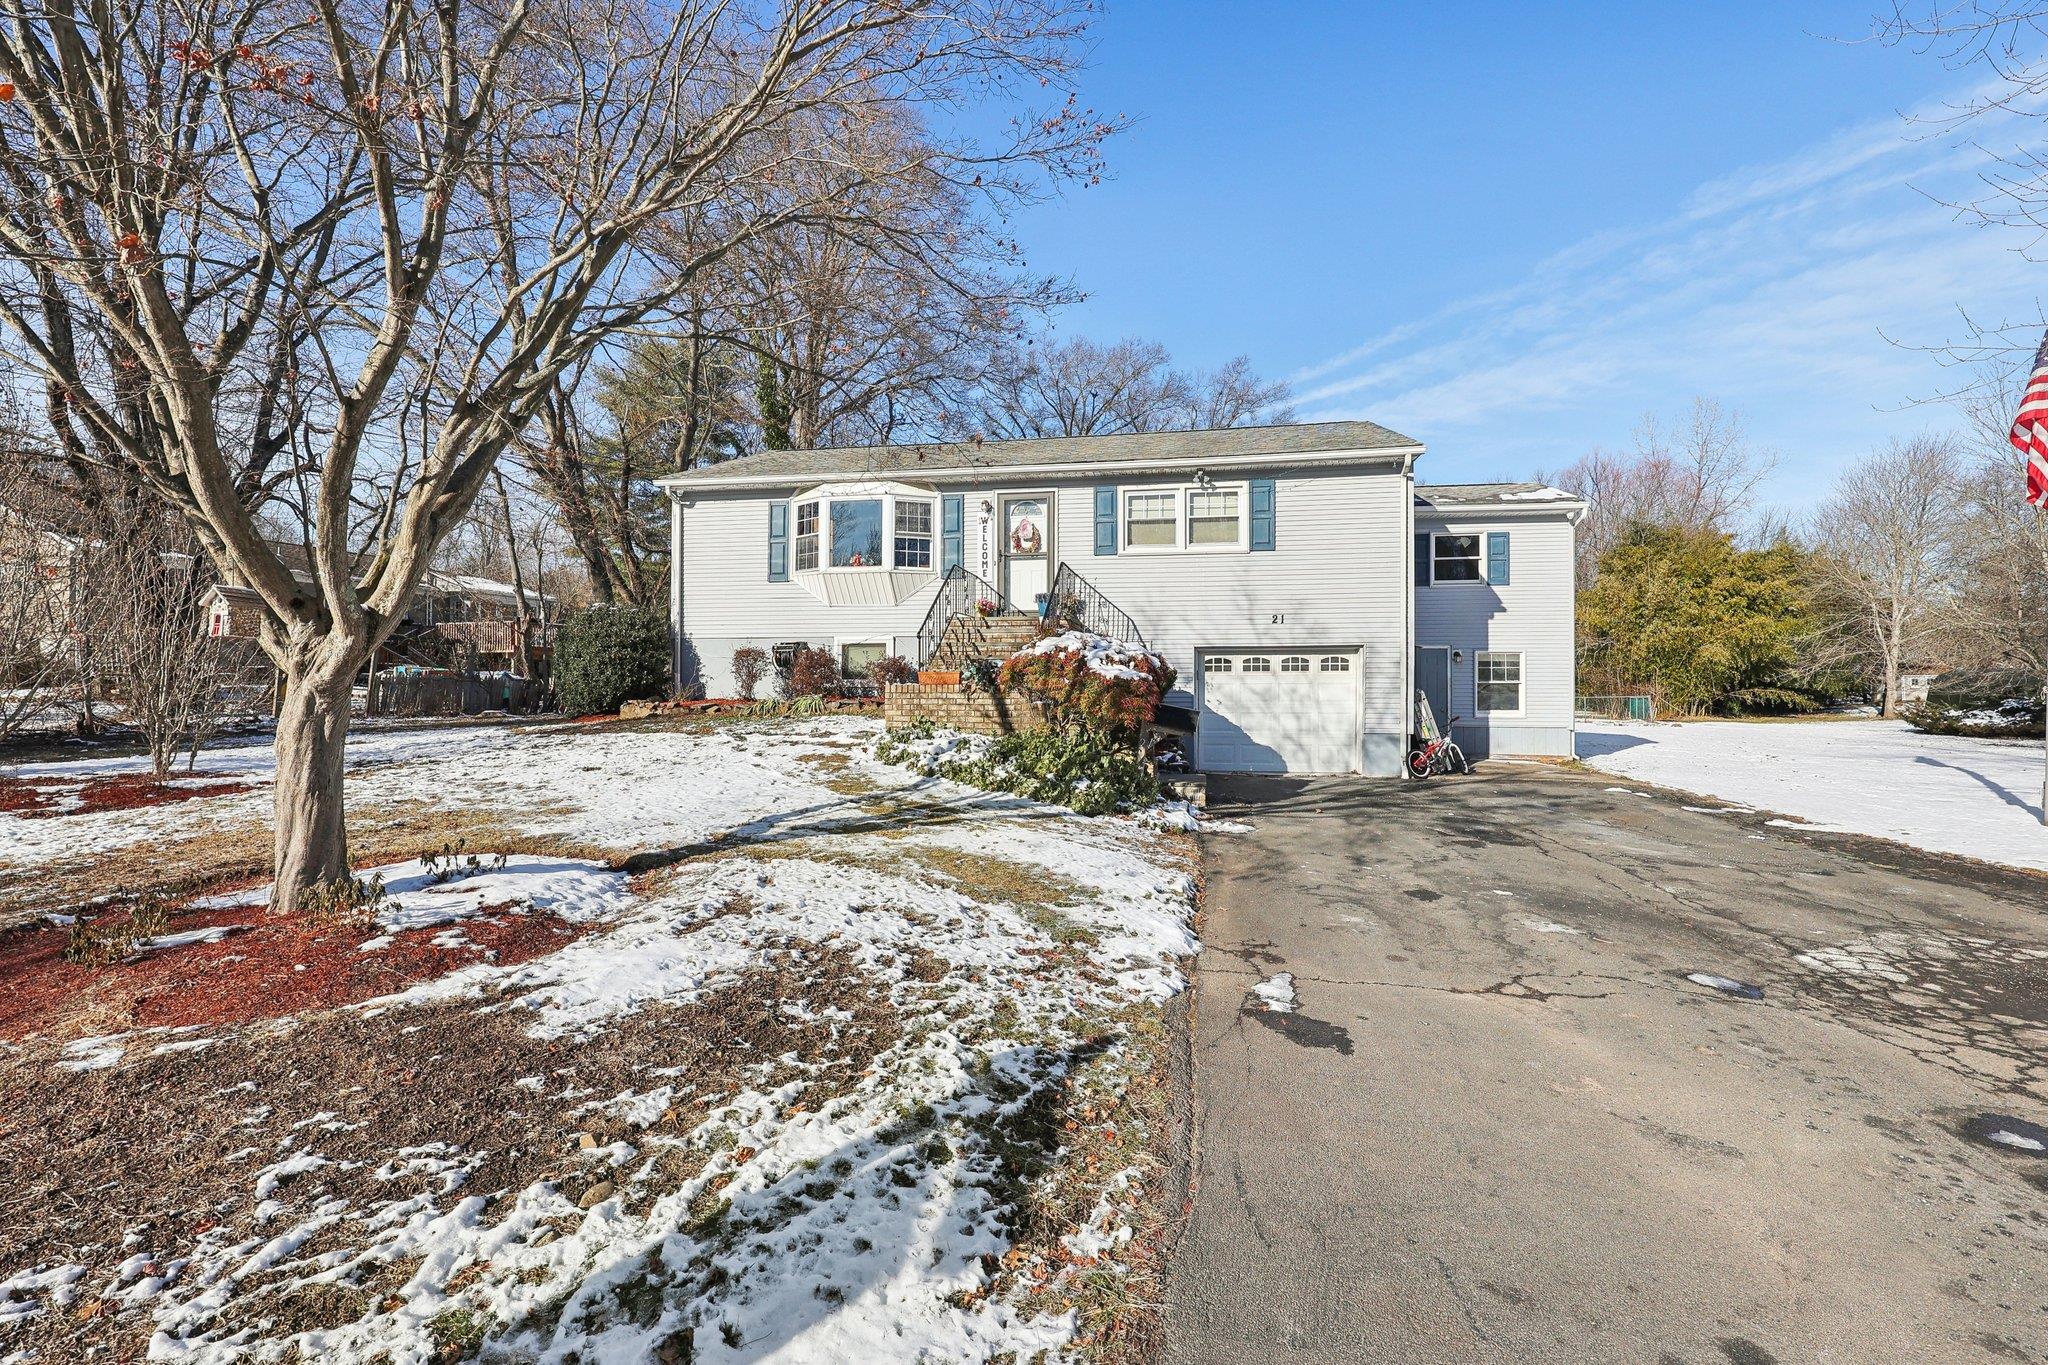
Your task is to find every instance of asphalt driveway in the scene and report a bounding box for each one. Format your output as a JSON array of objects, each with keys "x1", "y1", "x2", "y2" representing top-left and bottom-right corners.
[{"x1": 1162, "y1": 764, "x2": 2048, "y2": 1364}]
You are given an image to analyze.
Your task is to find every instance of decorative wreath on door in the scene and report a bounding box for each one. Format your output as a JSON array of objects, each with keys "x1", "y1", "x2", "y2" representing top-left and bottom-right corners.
[{"x1": 1009, "y1": 519, "x2": 1042, "y2": 555}]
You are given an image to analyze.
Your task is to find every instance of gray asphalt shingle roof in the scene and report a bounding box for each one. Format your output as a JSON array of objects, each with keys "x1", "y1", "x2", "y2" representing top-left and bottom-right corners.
[
  {"x1": 1416, "y1": 482, "x2": 1582, "y2": 508},
  {"x1": 657, "y1": 419, "x2": 1423, "y2": 488}
]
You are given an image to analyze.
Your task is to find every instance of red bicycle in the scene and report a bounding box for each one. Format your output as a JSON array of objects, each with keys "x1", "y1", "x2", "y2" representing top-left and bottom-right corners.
[{"x1": 1408, "y1": 692, "x2": 1471, "y2": 779}]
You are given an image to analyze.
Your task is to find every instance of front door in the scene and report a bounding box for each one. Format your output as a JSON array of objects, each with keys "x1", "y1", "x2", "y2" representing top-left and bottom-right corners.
[
  {"x1": 1000, "y1": 495, "x2": 1051, "y2": 611},
  {"x1": 1414, "y1": 646, "x2": 1451, "y2": 742}
]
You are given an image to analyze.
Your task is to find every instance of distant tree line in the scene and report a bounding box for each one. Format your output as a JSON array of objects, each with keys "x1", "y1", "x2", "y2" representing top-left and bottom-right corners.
[{"x1": 1547, "y1": 395, "x2": 2047, "y2": 719}]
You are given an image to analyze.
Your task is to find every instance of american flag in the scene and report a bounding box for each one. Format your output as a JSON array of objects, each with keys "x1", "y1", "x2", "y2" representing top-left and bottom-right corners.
[{"x1": 2010, "y1": 328, "x2": 2048, "y2": 508}]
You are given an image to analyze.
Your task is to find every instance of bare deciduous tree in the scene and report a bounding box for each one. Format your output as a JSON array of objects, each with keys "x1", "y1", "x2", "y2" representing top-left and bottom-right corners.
[
  {"x1": 1805, "y1": 435, "x2": 1965, "y2": 716},
  {"x1": 0, "y1": 429, "x2": 77, "y2": 745},
  {"x1": 1944, "y1": 378, "x2": 2048, "y2": 678},
  {"x1": 1541, "y1": 397, "x2": 1779, "y2": 583},
  {"x1": 90, "y1": 507, "x2": 239, "y2": 775},
  {"x1": 0, "y1": 0, "x2": 1104, "y2": 910},
  {"x1": 958, "y1": 334, "x2": 1294, "y2": 439}
]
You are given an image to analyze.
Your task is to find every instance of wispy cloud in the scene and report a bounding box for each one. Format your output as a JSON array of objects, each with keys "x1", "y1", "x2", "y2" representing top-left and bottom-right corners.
[{"x1": 1293, "y1": 81, "x2": 2047, "y2": 500}]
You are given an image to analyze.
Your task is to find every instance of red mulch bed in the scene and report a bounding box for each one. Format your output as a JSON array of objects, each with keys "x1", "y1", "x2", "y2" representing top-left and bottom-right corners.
[
  {"x1": 0, "y1": 901, "x2": 588, "y2": 1041},
  {"x1": 0, "y1": 773, "x2": 259, "y2": 819}
]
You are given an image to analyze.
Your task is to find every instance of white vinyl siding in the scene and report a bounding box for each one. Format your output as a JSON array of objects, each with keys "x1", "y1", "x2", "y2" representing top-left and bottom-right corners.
[
  {"x1": 1415, "y1": 513, "x2": 1576, "y2": 757},
  {"x1": 678, "y1": 464, "x2": 1419, "y2": 771}
]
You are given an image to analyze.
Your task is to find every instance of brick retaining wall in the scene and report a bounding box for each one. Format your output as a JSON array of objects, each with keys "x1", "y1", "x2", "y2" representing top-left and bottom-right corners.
[{"x1": 883, "y1": 682, "x2": 1047, "y2": 735}]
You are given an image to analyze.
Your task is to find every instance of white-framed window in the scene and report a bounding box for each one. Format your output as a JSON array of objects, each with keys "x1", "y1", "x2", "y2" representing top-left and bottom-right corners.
[
  {"x1": 1241, "y1": 655, "x2": 1272, "y2": 673},
  {"x1": 894, "y1": 499, "x2": 933, "y2": 569},
  {"x1": 1432, "y1": 533, "x2": 1482, "y2": 583},
  {"x1": 1319, "y1": 655, "x2": 1352, "y2": 672},
  {"x1": 1203, "y1": 655, "x2": 1234, "y2": 673},
  {"x1": 1280, "y1": 655, "x2": 1310, "y2": 673},
  {"x1": 1121, "y1": 482, "x2": 1250, "y2": 553},
  {"x1": 1476, "y1": 651, "x2": 1523, "y2": 715},
  {"x1": 794, "y1": 499, "x2": 821, "y2": 572},
  {"x1": 1125, "y1": 490, "x2": 1179, "y2": 549},
  {"x1": 840, "y1": 641, "x2": 886, "y2": 677},
  {"x1": 1187, "y1": 486, "x2": 1246, "y2": 548},
  {"x1": 829, "y1": 499, "x2": 884, "y2": 568}
]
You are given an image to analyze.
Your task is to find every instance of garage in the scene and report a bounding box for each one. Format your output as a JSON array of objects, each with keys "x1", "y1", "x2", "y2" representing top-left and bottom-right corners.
[{"x1": 1193, "y1": 650, "x2": 1360, "y2": 773}]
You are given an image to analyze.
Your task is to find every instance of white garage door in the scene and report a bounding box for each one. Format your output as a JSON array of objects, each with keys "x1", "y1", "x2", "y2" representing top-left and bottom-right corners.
[{"x1": 1195, "y1": 650, "x2": 1360, "y2": 774}]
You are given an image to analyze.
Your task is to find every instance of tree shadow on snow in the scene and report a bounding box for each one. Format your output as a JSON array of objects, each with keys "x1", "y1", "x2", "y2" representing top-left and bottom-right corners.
[
  {"x1": 618, "y1": 774, "x2": 1067, "y2": 875},
  {"x1": 1912, "y1": 754, "x2": 2045, "y2": 823}
]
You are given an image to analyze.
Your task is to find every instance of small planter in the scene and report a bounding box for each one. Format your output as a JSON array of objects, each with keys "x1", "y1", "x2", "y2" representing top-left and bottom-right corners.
[{"x1": 918, "y1": 670, "x2": 961, "y2": 686}]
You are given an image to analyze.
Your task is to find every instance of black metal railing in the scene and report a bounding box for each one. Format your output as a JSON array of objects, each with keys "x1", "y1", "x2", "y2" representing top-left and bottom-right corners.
[
  {"x1": 1038, "y1": 563, "x2": 1146, "y2": 646},
  {"x1": 915, "y1": 564, "x2": 1011, "y2": 667}
]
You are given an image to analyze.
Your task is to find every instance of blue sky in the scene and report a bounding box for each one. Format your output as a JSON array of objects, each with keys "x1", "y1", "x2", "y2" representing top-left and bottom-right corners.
[{"x1": 1009, "y1": 3, "x2": 2042, "y2": 503}]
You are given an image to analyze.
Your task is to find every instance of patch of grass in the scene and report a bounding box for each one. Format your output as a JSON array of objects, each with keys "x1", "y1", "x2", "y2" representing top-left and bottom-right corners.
[
  {"x1": 897, "y1": 844, "x2": 1085, "y2": 915},
  {"x1": 427, "y1": 1307, "x2": 491, "y2": 1358},
  {"x1": 62, "y1": 894, "x2": 170, "y2": 966}
]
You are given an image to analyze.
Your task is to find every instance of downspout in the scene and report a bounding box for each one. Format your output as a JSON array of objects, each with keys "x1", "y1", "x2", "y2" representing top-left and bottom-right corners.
[
  {"x1": 1401, "y1": 450, "x2": 1418, "y2": 777},
  {"x1": 668, "y1": 491, "x2": 686, "y2": 696}
]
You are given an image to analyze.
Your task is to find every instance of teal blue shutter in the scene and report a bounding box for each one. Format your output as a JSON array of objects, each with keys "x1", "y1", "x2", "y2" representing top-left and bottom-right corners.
[
  {"x1": 1249, "y1": 478, "x2": 1275, "y2": 551},
  {"x1": 1415, "y1": 533, "x2": 1432, "y2": 586},
  {"x1": 1486, "y1": 531, "x2": 1510, "y2": 586},
  {"x1": 941, "y1": 495, "x2": 963, "y2": 573},
  {"x1": 1093, "y1": 486, "x2": 1117, "y2": 555},
  {"x1": 767, "y1": 502, "x2": 789, "y2": 582}
]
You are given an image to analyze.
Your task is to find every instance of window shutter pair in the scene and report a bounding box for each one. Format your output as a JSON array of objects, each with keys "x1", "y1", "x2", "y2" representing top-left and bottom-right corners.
[{"x1": 1486, "y1": 531, "x2": 1511, "y2": 586}]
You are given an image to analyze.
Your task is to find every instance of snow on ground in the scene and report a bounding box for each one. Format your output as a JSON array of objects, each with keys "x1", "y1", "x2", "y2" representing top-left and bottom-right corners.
[
  {"x1": 1247, "y1": 973, "x2": 1296, "y2": 1014},
  {"x1": 1579, "y1": 719, "x2": 2048, "y2": 874},
  {"x1": 2, "y1": 717, "x2": 1206, "y2": 1363}
]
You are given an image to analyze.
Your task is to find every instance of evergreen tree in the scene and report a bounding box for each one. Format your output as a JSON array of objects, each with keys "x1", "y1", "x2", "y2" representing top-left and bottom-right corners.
[{"x1": 1580, "y1": 525, "x2": 1815, "y2": 715}]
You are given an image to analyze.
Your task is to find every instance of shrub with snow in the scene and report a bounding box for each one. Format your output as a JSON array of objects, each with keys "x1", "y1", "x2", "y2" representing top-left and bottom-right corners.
[
  {"x1": 1903, "y1": 696, "x2": 2044, "y2": 739},
  {"x1": 877, "y1": 720, "x2": 1157, "y2": 815},
  {"x1": 554, "y1": 605, "x2": 669, "y2": 716},
  {"x1": 998, "y1": 631, "x2": 1176, "y2": 735}
]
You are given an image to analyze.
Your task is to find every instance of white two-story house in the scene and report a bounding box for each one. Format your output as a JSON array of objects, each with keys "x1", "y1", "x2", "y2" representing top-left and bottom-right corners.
[{"x1": 658, "y1": 420, "x2": 1583, "y2": 777}]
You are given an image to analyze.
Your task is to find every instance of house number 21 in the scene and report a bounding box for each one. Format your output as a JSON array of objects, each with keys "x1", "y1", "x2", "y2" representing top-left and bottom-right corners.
[{"x1": 1269, "y1": 613, "x2": 1286, "y2": 624}]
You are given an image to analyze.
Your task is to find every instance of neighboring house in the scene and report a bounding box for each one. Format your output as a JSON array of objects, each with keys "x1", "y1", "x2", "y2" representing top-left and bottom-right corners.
[
  {"x1": 1895, "y1": 663, "x2": 1945, "y2": 707},
  {"x1": 203, "y1": 564, "x2": 554, "y2": 675},
  {"x1": 658, "y1": 421, "x2": 1584, "y2": 776}
]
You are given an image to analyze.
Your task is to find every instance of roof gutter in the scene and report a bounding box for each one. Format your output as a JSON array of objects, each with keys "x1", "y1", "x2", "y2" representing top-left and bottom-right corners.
[{"x1": 658, "y1": 444, "x2": 1426, "y2": 493}]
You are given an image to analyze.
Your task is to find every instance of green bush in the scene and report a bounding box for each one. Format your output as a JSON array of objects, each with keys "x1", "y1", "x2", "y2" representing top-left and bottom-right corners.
[
  {"x1": 554, "y1": 604, "x2": 669, "y2": 715},
  {"x1": 1903, "y1": 698, "x2": 2044, "y2": 739},
  {"x1": 1718, "y1": 687, "x2": 1821, "y2": 717},
  {"x1": 877, "y1": 720, "x2": 1157, "y2": 815}
]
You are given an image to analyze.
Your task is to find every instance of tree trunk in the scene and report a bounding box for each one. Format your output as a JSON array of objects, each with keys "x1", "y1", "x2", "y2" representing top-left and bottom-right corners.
[
  {"x1": 1881, "y1": 652, "x2": 1901, "y2": 719},
  {"x1": 270, "y1": 648, "x2": 360, "y2": 914}
]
